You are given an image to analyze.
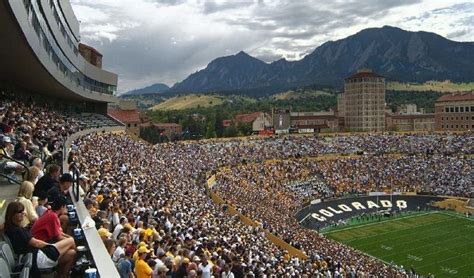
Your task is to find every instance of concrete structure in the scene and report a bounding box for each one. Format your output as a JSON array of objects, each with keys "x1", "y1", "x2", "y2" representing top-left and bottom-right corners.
[
  {"x1": 0, "y1": 0, "x2": 119, "y2": 113},
  {"x1": 252, "y1": 112, "x2": 272, "y2": 132},
  {"x1": 385, "y1": 113, "x2": 435, "y2": 132},
  {"x1": 435, "y1": 92, "x2": 474, "y2": 131},
  {"x1": 336, "y1": 94, "x2": 346, "y2": 117},
  {"x1": 272, "y1": 108, "x2": 291, "y2": 134},
  {"x1": 398, "y1": 104, "x2": 418, "y2": 115},
  {"x1": 290, "y1": 112, "x2": 339, "y2": 133},
  {"x1": 340, "y1": 69, "x2": 385, "y2": 131}
]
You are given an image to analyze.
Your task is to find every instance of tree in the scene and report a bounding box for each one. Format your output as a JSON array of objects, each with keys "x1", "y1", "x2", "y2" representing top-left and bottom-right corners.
[
  {"x1": 236, "y1": 122, "x2": 253, "y2": 136},
  {"x1": 223, "y1": 124, "x2": 238, "y2": 137},
  {"x1": 205, "y1": 118, "x2": 216, "y2": 138}
]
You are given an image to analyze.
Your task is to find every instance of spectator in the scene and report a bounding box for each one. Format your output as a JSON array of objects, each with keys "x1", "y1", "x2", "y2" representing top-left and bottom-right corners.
[
  {"x1": 113, "y1": 237, "x2": 128, "y2": 263},
  {"x1": 15, "y1": 180, "x2": 38, "y2": 227},
  {"x1": 135, "y1": 246, "x2": 153, "y2": 278},
  {"x1": 4, "y1": 201, "x2": 76, "y2": 278},
  {"x1": 31, "y1": 195, "x2": 75, "y2": 247},
  {"x1": 33, "y1": 164, "x2": 60, "y2": 197},
  {"x1": 117, "y1": 249, "x2": 134, "y2": 278}
]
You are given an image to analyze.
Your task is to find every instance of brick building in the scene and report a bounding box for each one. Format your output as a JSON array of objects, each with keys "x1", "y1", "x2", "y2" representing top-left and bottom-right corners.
[
  {"x1": 435, "y1": 92, "x2": 474, "y2": 131},
  {"x1": 385, "y1": 113, "x2": 435, "y2": 132},
  {"x1": 153, "y1": 123, "x2": 182, "y2": 138},
  {"x1": 290, "y1": 112, "x2": 339, "y2": 133}
]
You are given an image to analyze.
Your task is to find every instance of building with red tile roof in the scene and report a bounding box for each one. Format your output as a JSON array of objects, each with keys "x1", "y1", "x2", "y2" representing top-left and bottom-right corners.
[{"x1": 108, "y1": 108, "x2": 141, "y2": 135}]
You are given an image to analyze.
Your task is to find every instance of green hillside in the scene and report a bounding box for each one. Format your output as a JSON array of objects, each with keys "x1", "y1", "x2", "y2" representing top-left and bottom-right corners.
[
  {"x1": 150, "y1": 94, "x2": 224, "y2": 111},
  {"x1": 388, "y1": 81, "x2": 474, "y2": 92}
]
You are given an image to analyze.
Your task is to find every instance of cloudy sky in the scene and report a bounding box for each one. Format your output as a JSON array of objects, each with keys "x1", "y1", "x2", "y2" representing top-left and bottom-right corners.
[{"x1": 70, "y1": 0, "x2": 474, "y2": 94}]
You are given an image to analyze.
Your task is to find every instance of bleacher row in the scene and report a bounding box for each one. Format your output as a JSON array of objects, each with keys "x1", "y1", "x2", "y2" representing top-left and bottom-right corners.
[{"x1": 69, "y1": 113, "x2": 122, "y2": 129}]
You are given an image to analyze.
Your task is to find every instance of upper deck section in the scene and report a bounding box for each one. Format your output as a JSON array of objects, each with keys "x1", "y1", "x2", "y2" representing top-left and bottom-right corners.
[{"x1": 0, "y1": 0, "x2": 118, "y2": 103}]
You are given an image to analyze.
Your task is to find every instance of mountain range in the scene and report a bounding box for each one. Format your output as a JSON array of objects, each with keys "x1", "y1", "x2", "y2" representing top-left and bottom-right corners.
[
  {"x1": 121, "y1": 83, "x2": 169, "y2": 96},
  {"x1": 125, "y1": 26, "x2": 474, "y2": 96}
]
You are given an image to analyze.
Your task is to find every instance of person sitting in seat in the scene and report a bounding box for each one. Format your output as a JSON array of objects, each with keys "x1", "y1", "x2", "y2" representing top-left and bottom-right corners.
[
  {"x1": 33, "y1": 164, "x2": 60, "y2": 197},
  {"x1": 15, "y1": 181, "x2": 38, "y2": 227},
  {"x1": 4, "y1": 201, "x2": 76, "y2": 278},
  {"x1": 31, "y1": 195, "x2": 75, "y2": 245},
  {"x1": 47, "y1": 173, "x2": 74, "y2": 232}
]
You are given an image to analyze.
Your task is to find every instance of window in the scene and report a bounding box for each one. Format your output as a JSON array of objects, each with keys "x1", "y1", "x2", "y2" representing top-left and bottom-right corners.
[
  {"x1": 445, "y1": 107, "x2": 449, "y2": 113},
  {"x1": 450, "y1": 107, "x2": 454, "y2": 113},
  {"x1": 455, "y1": 107, "x2": 459, "y2": 113},
  {"x1": 460, "y1": 107, "x2": 464, "y2": 113}
]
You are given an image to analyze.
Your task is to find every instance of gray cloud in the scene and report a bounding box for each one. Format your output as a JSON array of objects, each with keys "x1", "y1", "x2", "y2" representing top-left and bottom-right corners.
[
  {"x1": 72, "y1": 0, "x2": 474, "y2": 93},
  {"x1": 203, "y1": 1, "x2": 254, "y2": 14}
]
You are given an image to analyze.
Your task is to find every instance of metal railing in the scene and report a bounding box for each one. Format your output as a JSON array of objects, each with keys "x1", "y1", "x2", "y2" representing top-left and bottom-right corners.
[{"x1": 0, "y1": 147, "x2": 30, "y2": 183}]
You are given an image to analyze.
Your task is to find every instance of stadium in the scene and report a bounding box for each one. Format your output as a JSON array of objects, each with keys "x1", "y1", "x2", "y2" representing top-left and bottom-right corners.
[{"x1": 0, "y1": 1, "x2": 473, "y2": 278}]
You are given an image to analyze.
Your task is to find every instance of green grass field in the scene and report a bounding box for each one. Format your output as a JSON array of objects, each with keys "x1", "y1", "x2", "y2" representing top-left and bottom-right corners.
[{"x1": 325, "y1": 212, "x2": 474, "y2": 276}]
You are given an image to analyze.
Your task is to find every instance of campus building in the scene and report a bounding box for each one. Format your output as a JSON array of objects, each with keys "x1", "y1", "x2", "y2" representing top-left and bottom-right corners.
[
  {"x1": 435, "y1": 92, "x2": 474, "y2": 131},
  {"x1": 385, "y1": 113, "x2": 435, "y2": 132},
  {"x1": 290, "y1": 111, "x2": 339, "y2": 133},
  {"x1": 340, "y1": 69, "x2": 386, "y2": 132}
]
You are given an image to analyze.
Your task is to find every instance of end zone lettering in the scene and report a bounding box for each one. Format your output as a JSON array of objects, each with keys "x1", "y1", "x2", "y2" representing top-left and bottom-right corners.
[{"x1": 311, "y1": 199, "x2": 407, "y2": 222}]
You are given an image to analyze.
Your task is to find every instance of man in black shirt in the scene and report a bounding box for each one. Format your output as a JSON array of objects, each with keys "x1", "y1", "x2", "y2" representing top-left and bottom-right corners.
[
  {"x1": 47, "y1": 173, "x2": 74, "y2": 232},
  {"x1": 33, "y1": 164, "x2": 60, "y2": 197}
]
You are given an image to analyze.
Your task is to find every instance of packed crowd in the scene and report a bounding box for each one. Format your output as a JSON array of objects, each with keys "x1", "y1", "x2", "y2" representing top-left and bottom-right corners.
[
  {"x1": 213, "y1": 154, "x2": 472, "y2": 268},
  {"x1": 0, "y1": 95, "x2": 119, "y2": 277},
  {"x1": 1, "y1": 97, "x2": 472, "y2": 277},
  {"x1": 0, "y1": 97, "x2": 84, "y2": 180},
  {"x1": 70, "y1": 131, "x2": 472, "y2": 277}
]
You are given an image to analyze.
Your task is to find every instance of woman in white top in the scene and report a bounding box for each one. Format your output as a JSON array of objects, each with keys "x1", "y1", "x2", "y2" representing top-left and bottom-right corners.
[
  {"x1": 113, "y1": 237, "x2": 127, "y2": 263},
  {"x1": 15, "y1": 181, "x2": 38, "y2": 227}
]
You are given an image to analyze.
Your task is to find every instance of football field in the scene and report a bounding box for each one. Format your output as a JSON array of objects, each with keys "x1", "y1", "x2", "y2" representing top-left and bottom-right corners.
[{"x1": 325, "y1": 212, "x2": 474, "y2": 276}]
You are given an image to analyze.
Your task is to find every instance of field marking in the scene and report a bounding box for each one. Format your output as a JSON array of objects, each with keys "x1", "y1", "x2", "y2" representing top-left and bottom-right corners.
[
  {"x1": 437, "y1": 210, "x2": 474, "y2": 222},
  {"x1": 415, "y1": 250, "x2": 474, "y2": 272},
  {"x1": 440, "y1": 266, "x2": 458, "y2": 275},
  {"x1": 359, "y1": 218, "x2": 470, "y2": 252},
  {"x1": 323, "y1": 211, "x2": 435, "y2": 235},
  {"x1": 358, "y1": 219, "x2": 473, "y2": 260},
  {"x1": 380, "y1": 244, "x2": 393, "y2": 251},
  {"x1": 339, "y1": 213, "x2": 453, "y2": 243}
]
